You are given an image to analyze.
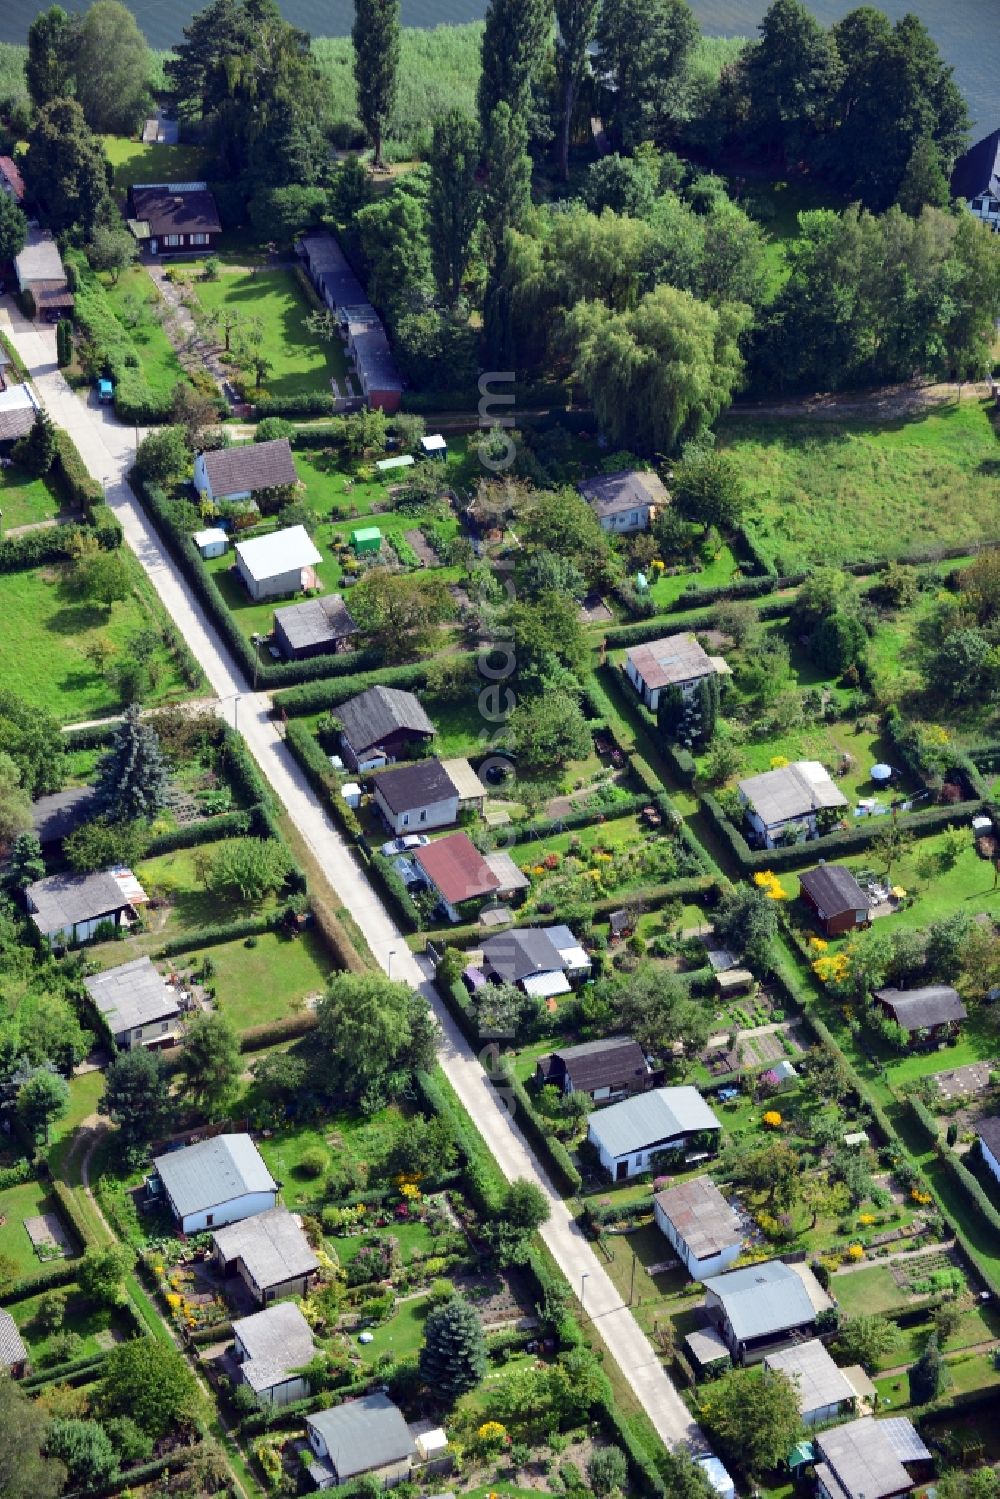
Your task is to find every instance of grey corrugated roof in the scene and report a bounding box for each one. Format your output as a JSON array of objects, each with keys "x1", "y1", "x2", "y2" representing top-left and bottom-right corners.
[
  {"x1": 703, "y1": 1259, "x2": 815, "y2": 1341},
  {"x1": 203, "y1": 439, "x2": 298, "y2": 497},
  {"x1": 627, "y1": 633, "x2": 716, "y2": 691},
  {"x1": 482, "y1": 928, "x2": 565, "y2": 982},
  {"x1": 154, "y1": 1135, "x2": 276, "y2": 1218},
  {"x1": 816, "y1": 1418, "x2": 925, "y2": 1499},
  {"x1": 84, "y1": 955, "x2": 180, "y2": 1037},
  {"x1": 799, "y1": 864, "x2": 870, "y2": 918},
  {"x1": 976, "y1": 1115, "x2": 1000, "y2": 1158},
  {"x1": 212, "y1": 1206, "x2": 318, "y2": 1290},
  {"x1": 654, "y1": 1176, "x2": 741, "y2": 1262},
  {"x1": 739, "y1": 761, "x2": 848, "y2": 826},
  {"x1": 235, "y1": 525, "x2": 322, "y2": 584},
  {"x1": 297, "y1": 231, "x2": 367, "y2": 305},
  {"x1": 15, "y1": 226, "x2": 65, "y2": 283},
  {"x1": 337, "y1": 686, "x2": 435, "y2": 758},
  {"x1": 273, "y1": 594, "x2": 357, "y2": 651},
  {"x1": 31, "y1": 786, "x2": 96, "y2": 844},
  {"x1": 588, "y1": 1086, "x2": 721, "y2": 1159},
  {"x1": 874, "y1": 986, "x2": 967, "y2": 1031},
  {"x1": 578, "y1": 469, "x2": 668, "y2": 519},
  {"x1": 233, "y1": 1300, "x2": 314, "y2": 1393},
  {"x1": 372, "y1": 757, "x2": 456, "y2": 815},
  {"x1": 765, "y1": 1339, "x2": 855, "y2": 1416},
  {"x1": 0, "y1": 1307, "x2": 27, "y2": 1368},
  {"x1": 27, "y1": 870, "x2": 131, "y2": 936},
  {"x1": 307, "y1": 1393, "x2": 416, "y2": 1480}
]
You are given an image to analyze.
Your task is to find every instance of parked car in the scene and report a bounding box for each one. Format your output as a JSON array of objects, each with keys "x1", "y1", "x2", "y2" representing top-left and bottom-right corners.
[{"x1": 380, "y1": 834, "x2": 430, "y2": 856}]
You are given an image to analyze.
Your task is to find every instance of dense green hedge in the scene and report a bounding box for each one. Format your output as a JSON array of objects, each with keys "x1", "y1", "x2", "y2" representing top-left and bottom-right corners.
[
  {"x1": 76, "y1": 1449, "x2": 194, "y2": 1499},
  {"x1": 273, "y1": 658, "x2": 447, "y2": 718},
  {"x1": 0, "y1": 329, "x2": 29, "y2": 381},
  {"x1": 414, "y1": 1065, "x2": 506, "y2": 1216},
  {"x1": 499, "y1": 1067, "x2": 583, "y2": 1194},
  {"x1": 154, "y1": 911, "x2": 284, "y2": 957},
  {"x1": 238, "y1": 1011, "x2": 318, "y2": 1052},
  {"x1": 0, "y1": 1258, "x2": 79, "y2": 1305},
  {"x1": 145, "y1": 808, "x2": 254, "y2": 855},
  {"x1": 371, "y1": 850, "x2": 420, "y2": 930},
  {"x1": 935, "y1": 1140, "x2": 1000, "y2": 1238},
  {"x1": 21, "y1": 1349, "x2": 110, "y2": 1390},
  {"x1": 52, "y1": 427, "x2": 106, "y2": 517},
  {"x1": 0, "y1": 1158, "x2": 34, "y2": 1189},
  {"x1": 284, "y1": 719, "x2": 362, "y2": 839},
  {"x1": 254, "y1": 391, "x2": 337, "y2": 417}
]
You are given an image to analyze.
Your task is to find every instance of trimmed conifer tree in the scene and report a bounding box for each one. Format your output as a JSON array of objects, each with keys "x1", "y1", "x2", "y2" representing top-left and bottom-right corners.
[
  {"x1": 94, "y1": 704, "x2": 168, "y2": 823},
  {"x1": 418, "y1": 1297, "x2": 487, "y2": 1402}
]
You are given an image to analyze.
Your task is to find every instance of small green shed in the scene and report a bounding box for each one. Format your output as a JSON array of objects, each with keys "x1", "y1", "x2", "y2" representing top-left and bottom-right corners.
[{"x1": 351, "y1": 527, "x2": 382, "y2": 555}]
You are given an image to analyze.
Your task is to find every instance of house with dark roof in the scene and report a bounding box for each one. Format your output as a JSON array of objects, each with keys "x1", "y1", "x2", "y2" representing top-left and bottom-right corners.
[
  {"x1": 588, "y1": 1086, "x2": 722, "y2": 1181},
  {"x1": 26, "y1": 869, "x2": 145, "y2": 946},
  {"x1": 738, "y1": 761, "x2": 848, "y2": 848},
  {"x1": 814, "y1": 1417, "x2": 932, "y2": 1499},
  {"x1": 84, "y1": 955, "x2": 181, "y2": 1051},
  {"x1": 799, "y1": 864, "x2": 872, "y2": 937},
  {"x1": 306, "y1": 1393, "x2": 418, "y2": 1490},
  {"x1": 0, "y1": 1307, "x2": 28, "y2": 1377},
  {"x1": 578, "y1": 469, "x2": 668, "y2": 534},
  {"x1": 873, "y1": 985, "x2": 967, "y2": 1041},
  {"x1": 976, "y1": 1116, "x2": 1000, "y2": 1186},
  {"x1": 151, "y1": 1134, "x2": 278, "y2": 1234},
  {"x1": 128, "y1": 182, "x2": 221, "y2": 255},
  {"x1": 336, "y1": 686, "x2": 436, "y2": 772},
  {"x1": 273, "y1": 594, "x2": 358, "y2": 661},
  {"x1": 232, "y1": 1301, "x2": 314, "y2": 1407},
  {"x1": 950, "y1": 129, "x2": 1000, "y2": 232},
  {"x1": 537, "y1": 1036, "x2": 647, "y2": 1102},
  {"x1": 0, "y1": 382, "x2": 39, "y2": 446},
  {"x1": 413, "y1": 832, "x2": 500, "y2": 923},
  {"x1": 234, "y1": 526, "x2": 323, "y2": 603},
  {"x1": 30, "y1": 786, "x2": 96, "y2": 848},
  {"x1": 212, "y1": 1205, "x2": 318, "y2": 1306},
  {"x1": 481, "y1": 928, "x2": 572, "y2": 1000},
  {"x1": 0, "y1": 155, "x2": 25, "y2": 203},
  {"x1": 653, "y1": 1176, "x2": 742, "y2": 1281},
  {"x1": 624, "y1": 634, "x2": 729, "y2": 713},
  {"x1": 372, "y1": 758, "x2": 460, "y2": 836},
  {"x1": 702, "y1": 1258, "x2": 832, "y2": 1363},
  {"x1": 194, "y1": 438, "x2": 299, "y2": 504},
  {"x1": 295, "y1": 232, "x2": 404, "y2": 412}
]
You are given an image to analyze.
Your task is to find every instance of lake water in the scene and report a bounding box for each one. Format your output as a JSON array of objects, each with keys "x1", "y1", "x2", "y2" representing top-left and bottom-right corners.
[{"x1": 2, "y1": 0, "x2": 996, "y2": 132}]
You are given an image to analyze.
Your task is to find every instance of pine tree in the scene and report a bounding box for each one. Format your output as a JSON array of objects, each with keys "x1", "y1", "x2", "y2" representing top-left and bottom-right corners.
[
  {"x1": 418, "y1": 1297, "x2": 488, "y2": 1402},
  {"x1": 352, "y1": 0, "x2": 401, "y2": 169},
  {"x1": 14, "y1": 410, "x2": 57, "y2": 478},
  {"x1": 909, "y1": 1332, "x2": 943, "y2": 1404},
  {"x1": 428, "y1": 110, "x2": 481, "y2": 304},
  {"x1": 897, "y1": 135, "x2": 951, "y2": 215},
  {"x1": 478, "y1": 0, "x2": 552, "y2": 145},
  {"x1": 56, "y1": 318, "x2": 73, "y2": 368},
  {"x1": 94, "y1": 705, "x2": 169, "y2": 823}
]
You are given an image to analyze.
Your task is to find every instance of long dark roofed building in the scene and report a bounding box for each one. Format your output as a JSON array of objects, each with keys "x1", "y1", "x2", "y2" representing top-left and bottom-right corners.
[
  {"x1": 873, "y1": 985, "x2": 967, "y2": 1036},
  {"x1": 537, "y1": 1036, "x2": 651, "y2": 1101},
  {"x1": 128, "y1": 182, "x2": 221, "y2": 254},
  {"x1": 273, "y1": 594, "x2": 357, "y2": 660},
  {"x1": 336, "y1": 686, "x2": 435, "y2": 771}
]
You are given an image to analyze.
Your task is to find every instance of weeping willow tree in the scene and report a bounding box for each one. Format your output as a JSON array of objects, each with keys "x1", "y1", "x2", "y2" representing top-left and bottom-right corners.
[{"x1": 564, "y1": 283, "x2": 750, "y2": 453}]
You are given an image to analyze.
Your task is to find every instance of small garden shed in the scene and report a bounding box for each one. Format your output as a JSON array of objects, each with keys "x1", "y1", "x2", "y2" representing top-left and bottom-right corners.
[{"x1": 351, "y1": 527, "x2": 382, "y2": 555}]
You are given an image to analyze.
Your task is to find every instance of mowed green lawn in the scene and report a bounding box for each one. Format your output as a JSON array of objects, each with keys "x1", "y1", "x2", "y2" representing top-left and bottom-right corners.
[
  {"x1": 0, "y1": 466, "x2": 64, "y2": 531},
  {"x1": 184, "y1": 928, "x2": 332, "y2": 1032},
  {"x1": 100, "y1": 266, "x2": 187, "y2": 401},
  {"x1": 11, "y1": 1289, "x2": 132, "y2": 1360},
  {"x1": 100, "y1": 136, "x2": 212, "y2": 193},
  {"x1": 134, "y1": 844, "x2": 281, "y2": 940},
  {"x1": 189, "y1": 266, "x2": 349, "y2": 396},
  {"x1": 0, "y1": 1179, "x2": 76, "y2": 1277},
  {"x1": 721, "y1": 401, "x2": 1000, "y2": 571},
  {"x1": 0, "y1": 563, "x2": 194, "y2": 723}
]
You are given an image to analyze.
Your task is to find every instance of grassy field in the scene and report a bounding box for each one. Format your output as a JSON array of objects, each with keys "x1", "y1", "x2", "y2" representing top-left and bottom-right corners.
[
  {"x1": 188, "y1": 266, "x2": 349, "y2": 397},
  {"x1": 830, "y1": 1264, "x2": 910, "y2": 1317},
  {"x1": 10, "y1": 1289, "x2": 132, "y2": 1361},
  {"x1": 356, "y1": 1287, "x2": 437, "y2": 1364},
  {"x1": 840, "y1": 833, "x2": 1000, "y2": 934},
  {"x1": 0, "y1": 561, "x2": 195, "y2": 723},
  {"x1": 0, "y1": 1179, "x2": 75, "y2": 1277},
  {"x1": 100, "y1": 266, "x2": 187, "y2": 401},
  {"x1": 134, "y1": 845, "x2": 280, "y2": 940},
  {"x1": 258, "y1": 1111, "x2": 403, "y2": 1211},
  {"x1": 0, "y1": 466, "x2": 64, "y2": 531},
  {"x1": 180, "y1": 928, "x2": 332, "y2": 1032},
  {"x1": 100, "y1": 135, "x2": 211, "y2": 193},
  {"x1": 721, "y1": 402, "x2": 1000, "y2": 572}
]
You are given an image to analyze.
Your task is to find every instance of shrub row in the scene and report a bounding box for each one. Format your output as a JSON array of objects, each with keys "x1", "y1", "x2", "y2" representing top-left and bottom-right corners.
[
  {"x1": 52, "y1": 427, "x2": 107, "y2": 518},
  {"x1": 63, "y1": 720, "x2": 121, "y2": 751},
  {"x1": 145, "y1": 808, "x2": 255, "y2": 855},
  {"x1": 154, "y1": 911, "x2": 284, "y2": 957},
  {"x1": 933, "y1": 1140, "x2": 1000, "y2": 1239},
  {"x1": 0, "y1": 329, "x2": 28, "y2": 381},
  {"x1": 72, "y1": 1449, "x2": 194, "y2": 1499},
  {"x1": 0, "y1": 1258, "x2": 79, "y2": 1306},
  {"x1": 475, "y1": 792, "x2": 653, "y2": 849},
  {"x1": 187, "y1": 1319, "x2": 234, "y2": 1347},
  {"x1": 47, "y1": 1176, "x2": 93, "y2": 1253},
  {"x1": 699, "y1": 791, "x2": 983, "y2": 873},
  {"x1": 659, "y1": 737, "x2": 696, "y2": 787},
  {"x1": 413, "y1": 1065, "x2": 506, "y2": 1216},
  {"x1": 273, "y1": 657, "x2": 447, "y2": 718},
  {"x1": 498, "y1": 1068, "x2": 582, "y2": 1195},
  {"x1": 68, "y1": 260, "x2": 173, "y2": 425},
  {"x1": 21, "y1": 1349, "x2": 109, "y2": 1390},
  {"x1": 254, "y1": 391, "x2": 337, "y2": 418},
  {"x1": 584, "y1": 1197, "x2": 653, "y2": 1227},
  {"x1": 238, "y1": 1011, "x2": 318, "y2": 1053},
  {"x1": 134, "y1": 477, "x2": 381, "y2": 689},
  {"x1": 371, "y1": 851, "x2": 420, "y2": 930},
  {"x1": 907, "y1": 1096, "x2": 940, "y2": 1151},
  {"x1": 0, "y1": 521, "x2": 96, "y2": 575},
  {"x1": 284, "y1": 719, "x2": 362, "y2": 840}
]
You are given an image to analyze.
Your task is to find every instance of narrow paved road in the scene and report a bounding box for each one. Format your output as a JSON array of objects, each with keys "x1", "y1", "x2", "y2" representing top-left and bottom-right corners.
[{"x1": 2, "y1": 303, "x2": 703, "y2": 1453}]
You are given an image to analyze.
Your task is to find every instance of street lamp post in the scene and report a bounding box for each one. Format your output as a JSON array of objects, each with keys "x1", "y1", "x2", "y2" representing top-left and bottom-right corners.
[
  {"x1": 251, "y1": 633, "x2": 262, "y2": 691},
  {"x1": 580, "y1": 1271, "x2": 590, "y2": 1320},
  {"x1": 387, "y1": 946, "x2": 398, "y2": 981}
]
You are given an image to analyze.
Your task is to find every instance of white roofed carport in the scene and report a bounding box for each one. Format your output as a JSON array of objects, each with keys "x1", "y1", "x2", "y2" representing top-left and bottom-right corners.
[{"x1": 522, "y1": 970, "x2": 572, "y2": 999}]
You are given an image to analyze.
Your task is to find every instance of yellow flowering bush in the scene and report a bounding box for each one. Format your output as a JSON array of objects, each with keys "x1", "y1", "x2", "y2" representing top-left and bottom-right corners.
[
  {"x1": 813, "y1": 951, "x2": 851, "y2": 985},
  {"x1": 400, "y1": 1182, "x2": 421, "y2": 1200},
  {"x1": 763, "y1": 1110, "x2": 782, "y2": 1128},
  {"x1": 477, "y1": 1422, "x2": 507, "y2": 1446},
  {"x1": 165, "y1": 1292, "x2": 182, "y2": 1309},
  {"x1": 858, "y1": 1213, "x2": 876, "y2": 1226},
  {"x1": 769, "y1": 755, "x2": 789, "y2": 769},
  {"x1": 846, "y1": 1244, "x2": 864, "y2": 1261},
  {"x1": 910, "y1": 1187, "x2": 933, "y2": 1205},
  {"x1": 809, "y1": 937, "x2": 829, "y2": 952},
  {"x1": 754, "y1": 870, "x2": 787, "y2": 901}
]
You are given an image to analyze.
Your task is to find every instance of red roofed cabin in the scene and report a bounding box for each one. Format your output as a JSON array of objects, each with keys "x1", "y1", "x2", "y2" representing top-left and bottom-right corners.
[
  {"x1": 0, "y1": 156, "x2": 25, "y2": 204},
  {"x1": 413, "y1": 832, "x2": 501, "y2": 923},
  {"x1": 799, "y1": 864, "x2": 872, "y2": 937}
]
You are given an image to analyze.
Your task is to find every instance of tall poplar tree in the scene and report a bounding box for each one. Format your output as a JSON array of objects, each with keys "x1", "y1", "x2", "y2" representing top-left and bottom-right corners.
[
  {"x1": 352, "y1": 0, "x2": 401, "y2": 169},
  {"x1": 478, "y1": 0, "x2": 552, "y2": 146},
  {"x1": 428, "y1": 110, "x2": 481, "y2": 304},
  {"x1": 554, "y1": 0, "x2": 599, "y2": 180}
]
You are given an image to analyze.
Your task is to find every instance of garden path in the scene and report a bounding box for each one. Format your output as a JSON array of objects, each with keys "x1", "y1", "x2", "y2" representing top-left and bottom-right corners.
[
  {"x1": 0, "y1": 298, "x2": 708, "y2": 1456},
  {"x1": 729, "y1": 380, "x2": 993, "y2": 423}
]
